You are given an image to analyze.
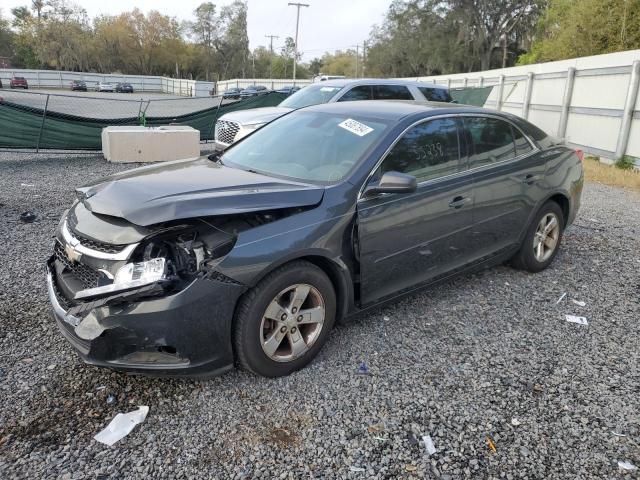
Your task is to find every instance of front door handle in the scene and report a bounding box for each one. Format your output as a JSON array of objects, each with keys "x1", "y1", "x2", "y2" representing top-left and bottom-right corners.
[
  {"x1": 522, "y1": 174, "x2": 541, "y2": 185},
  {"x1": 449, "y1": 196, "x2": 472, "y2": 209}
]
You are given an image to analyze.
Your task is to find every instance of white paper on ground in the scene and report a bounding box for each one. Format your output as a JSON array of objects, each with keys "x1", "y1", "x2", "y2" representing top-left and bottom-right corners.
[
  {"x1": 618, "y1": 460, "x2": 637, "y2": 471},
  {"x1": 565, "y1": 314, "x2": 588, "y2": 326},
  {"x1": 422, "y1": 434, "x2": 436, "y2": 456},
  {"x1": 94, "y1": 406, "x2": 149, "y2": 446},
  {"x1": 571, "y1": 299, "x2": 586, "y2": 307}
]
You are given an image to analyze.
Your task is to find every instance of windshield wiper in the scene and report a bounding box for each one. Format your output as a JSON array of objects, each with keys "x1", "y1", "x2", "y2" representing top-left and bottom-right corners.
[{"x1": 207, "y1": 151, "x2": 224, "y2": 165}]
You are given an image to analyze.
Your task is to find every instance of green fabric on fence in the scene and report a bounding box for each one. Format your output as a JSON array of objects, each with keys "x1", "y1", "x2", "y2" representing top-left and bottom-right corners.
[
  {"x1": 450, "y1": 86, "x2": 494, "y2": 107},
  {"x1": 0, "y1": 92, "x2": 288, "y2": 150}
]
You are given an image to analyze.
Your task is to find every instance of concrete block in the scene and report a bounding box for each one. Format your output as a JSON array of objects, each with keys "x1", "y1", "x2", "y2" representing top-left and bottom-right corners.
[{"x1": 102, "y1": 126, "x2": 200, "y2": 163}]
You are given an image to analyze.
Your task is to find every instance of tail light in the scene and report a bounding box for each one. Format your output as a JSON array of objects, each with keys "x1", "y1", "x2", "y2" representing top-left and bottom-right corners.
[{"x1": 575, "y1": 149, "x2": 584, "y2": 162}]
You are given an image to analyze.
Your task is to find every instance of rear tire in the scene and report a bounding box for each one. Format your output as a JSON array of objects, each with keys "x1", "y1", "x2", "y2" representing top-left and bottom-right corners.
[
  {"x1": 233, "y1": 261, "x2": 336, "y2": 377},
  {"x1": 511, "y1": 201, "x2": 564, "y2": 273}
]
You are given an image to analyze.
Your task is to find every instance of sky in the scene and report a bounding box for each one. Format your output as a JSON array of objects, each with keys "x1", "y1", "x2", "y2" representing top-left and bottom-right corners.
[{"x1": 1, "y1": 0, "x2": 391, "y2": 61}]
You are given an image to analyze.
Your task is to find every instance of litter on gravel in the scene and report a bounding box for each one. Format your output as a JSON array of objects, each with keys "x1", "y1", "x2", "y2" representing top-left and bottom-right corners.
[
  {"x1": 19, "y1": 211, "x2": 37, "y2": 223},
  {"x1": 565, "y1": 314, "x2": 588, "y2": 326},
  {"x1": 618, "y1": 460, "x2": 637, "y2": 472},
  {"x1": 94, "y1": 406, "x2": 149, "y2": 446},
  {"x1": 571, "y1": 299, "x2": 586, "y2": 307},
  {"x1": 556, "y1": 292, "x2": 567, "y2": 304},
  {"x1": 422, "y1": 434, "x2": 436, "y2": 456}
]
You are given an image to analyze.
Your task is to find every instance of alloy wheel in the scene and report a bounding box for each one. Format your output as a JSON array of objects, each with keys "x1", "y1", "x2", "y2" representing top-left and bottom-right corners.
[
  {"x1": 533, "y1": 212, "x2": 560, "y2": 262},
  {"x1": 259, "y1": 284, "x2": 325, "y2": 362}
]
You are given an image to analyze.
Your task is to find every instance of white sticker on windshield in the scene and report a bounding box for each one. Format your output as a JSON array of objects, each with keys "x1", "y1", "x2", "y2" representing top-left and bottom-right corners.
[{"x1": 338, "y1": 118, "x2": 374, "y2": 137}]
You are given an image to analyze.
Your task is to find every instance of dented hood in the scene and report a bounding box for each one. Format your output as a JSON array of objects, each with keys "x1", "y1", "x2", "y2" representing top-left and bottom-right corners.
[{"x1": 77, "y1": 157, "x2": 324, "y2": 226}]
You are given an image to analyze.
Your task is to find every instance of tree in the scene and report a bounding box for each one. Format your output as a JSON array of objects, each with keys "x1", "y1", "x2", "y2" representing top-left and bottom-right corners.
[{"x1": 519, "y1": 0, "x2": 640, "y2": 64}]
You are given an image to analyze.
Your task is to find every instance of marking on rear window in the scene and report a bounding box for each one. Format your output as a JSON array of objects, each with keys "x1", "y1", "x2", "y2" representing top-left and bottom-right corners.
[{"x1": 338, "y1": 118, "x2": 374, "y2": 137}]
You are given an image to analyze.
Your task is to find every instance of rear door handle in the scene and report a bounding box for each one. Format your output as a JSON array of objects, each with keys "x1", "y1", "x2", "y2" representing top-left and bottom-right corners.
[
  {"x1": 522, "y1": 174, "x2": 541, "y2": 185},
  {"x1": 449, "y1": 196, "x2": 472, "y2": 209}
]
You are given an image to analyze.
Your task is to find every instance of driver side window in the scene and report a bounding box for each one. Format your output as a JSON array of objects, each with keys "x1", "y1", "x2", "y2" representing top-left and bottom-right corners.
[{"x1": 381, "y1": 118, "x2": 462, "y2": 183}]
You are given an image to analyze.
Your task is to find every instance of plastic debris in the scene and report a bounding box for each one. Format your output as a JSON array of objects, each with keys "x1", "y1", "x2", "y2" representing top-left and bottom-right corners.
[
  {"x1": 611, "y1": 431, "x2": 627, "y2": 437},
  {"x1": 20, "y1": 183, "x2": 34, "y2": 187},
  {"x1": 618, "y1": 460, "x2": 637, "y2": 472},
  {"x1": 556, "y1": 292, "x2": 567, "y2": 304},
  {"x1": 486, "y1": 436, "x2": 497, "y2": 453},
  {"x1": 94, "y1": 406, "x2": 149, "y2": 446},
  {"x1": 349, "y1": 466, "x2": 365, "y2": 473},
  {"x1": 106, "y1": 394, "x2": 116, "y2": 405},
  {"x1": 19, "y1": 211, "x2": 37, "y2": 223},
  {"x1": 422, "y1": 434, "x2": 436, "y2": 456},
  {"x1": 571, "y1": 299, "x2": 586, "y2": 307},
  {"x1": 96, "y1": 386, "x2": 106, "y2": 391},
  {"x1": 565, "y1": 314, "x2": 588, "y2": 326},
  {"x1": 511, "y1": 418, "x2": 521, "y2": 426},
  {"x1": 356, "y1": 361, "x2": 370, "y2": 375},
  {"x1": 383, "y1": 316, "x2": 390, "y2": 321},
  {"x1": 367, "y1": 423, "x2": 384, "y2": 433}
]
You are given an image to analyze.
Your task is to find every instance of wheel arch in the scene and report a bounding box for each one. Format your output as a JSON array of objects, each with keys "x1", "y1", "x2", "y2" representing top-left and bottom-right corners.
[{"x1": 545, "y1": 192, "x2": 570, "y2": 227}]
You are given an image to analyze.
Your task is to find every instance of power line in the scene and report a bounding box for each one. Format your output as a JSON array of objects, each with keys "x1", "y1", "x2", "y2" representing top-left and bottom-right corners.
[
  {"x1": 287, "y1": 2, "x2": 309, "y2": 81},
  {"x1": 265, "y1": 34, "x2": 279, "y2": 78}
]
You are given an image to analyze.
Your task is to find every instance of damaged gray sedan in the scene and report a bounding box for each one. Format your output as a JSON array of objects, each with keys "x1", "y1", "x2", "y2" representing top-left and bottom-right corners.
[{"x1": 47, "y1": 101, "x2": 583, "y2": 377}]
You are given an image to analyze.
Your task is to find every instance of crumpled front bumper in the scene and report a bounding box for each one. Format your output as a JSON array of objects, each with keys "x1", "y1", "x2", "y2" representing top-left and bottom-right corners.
[{"x1": 47, "y1": 263, "x2": 246, "y2": 377}]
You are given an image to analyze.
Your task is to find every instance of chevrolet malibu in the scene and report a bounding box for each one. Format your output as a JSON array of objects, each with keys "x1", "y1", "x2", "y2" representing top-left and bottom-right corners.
[{"x1": 47, "y1": 101, "x2": 583, "y2": 377}]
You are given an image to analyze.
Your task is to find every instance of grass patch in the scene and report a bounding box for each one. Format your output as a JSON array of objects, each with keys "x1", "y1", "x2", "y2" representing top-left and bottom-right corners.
[{"x1": 583, "y1": 156, "x2": 640, "y2": 192}]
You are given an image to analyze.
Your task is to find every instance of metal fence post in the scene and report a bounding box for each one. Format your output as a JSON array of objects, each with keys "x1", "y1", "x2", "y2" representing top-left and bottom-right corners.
[
  {"x1": 522, "y1": 72, "x2": 534, "y2": 119},
  {"x1": 496, "y1": 74, "x2": 505, "y2": 111},
  {"x1": 479, "y1": 76, "x2": 484, "y2": 87},
  {"x1": 36, "y1": 94, "x2": 50, "y2": 153},
  {"x1": 558, "y1": 67, "x2": 576, "y2": 140},
  {"x1": 615, "y1": 60, "x2": 640, "y2": 159},
  {"x1": 463, "y1": 78, "x2": 468, "y2": 88},
  {"x1": 447, "y1": 78, "x2": 451, "y2": 89}
]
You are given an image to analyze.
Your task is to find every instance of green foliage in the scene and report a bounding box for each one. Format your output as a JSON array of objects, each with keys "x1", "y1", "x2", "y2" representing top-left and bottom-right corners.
[
  {"x1": 615, "y1": 155, "x2": 636, "y2": 170},
  {"x1": 519, "y1": 0, "x2": 640, "y2": 64},
  {"x1": 0, "y1": 2, "x2": 310, "y2": 80}
]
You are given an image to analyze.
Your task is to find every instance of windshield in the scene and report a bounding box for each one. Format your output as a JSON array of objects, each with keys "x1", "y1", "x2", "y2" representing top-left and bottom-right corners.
[
  {"x1": 279, "y1": 84, "x2": 343, "y2": 109},
  {"x1": 222, "y1": 111, "x2": 390, "y2": 184}
]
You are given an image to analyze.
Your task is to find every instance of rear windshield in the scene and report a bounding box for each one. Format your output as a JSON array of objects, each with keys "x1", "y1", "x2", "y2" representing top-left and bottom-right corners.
[
  {"x1": 279, "y1": 84, "x2": 343, "y2": 109},
  {"x1": 419, "y1": 87, "x2": 453, "y2": 102}
]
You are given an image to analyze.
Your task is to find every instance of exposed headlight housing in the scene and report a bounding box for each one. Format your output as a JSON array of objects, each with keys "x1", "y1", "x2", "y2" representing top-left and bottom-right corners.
[{"x1": 75, "y1": 258, "x2": 167, "y2": 300}]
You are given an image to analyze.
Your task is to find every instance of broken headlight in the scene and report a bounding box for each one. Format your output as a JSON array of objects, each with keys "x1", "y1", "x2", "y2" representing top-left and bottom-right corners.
[{"x1": 75, "y1": 258, "x2": 167, "y2": 300}]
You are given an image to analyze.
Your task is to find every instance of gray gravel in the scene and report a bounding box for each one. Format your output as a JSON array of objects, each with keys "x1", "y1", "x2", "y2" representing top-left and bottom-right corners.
[{"x1": 1, "y1": 151, "x2": 639, "y2": 479}]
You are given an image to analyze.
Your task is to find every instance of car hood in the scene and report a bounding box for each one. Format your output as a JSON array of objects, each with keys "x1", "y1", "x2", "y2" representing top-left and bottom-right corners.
[
  {"x1": 220, "y1": 106, "x2": 293, "y2": 125},
  {"x1": 76, "y1": 157, "x2": 324, "y2": 226}
]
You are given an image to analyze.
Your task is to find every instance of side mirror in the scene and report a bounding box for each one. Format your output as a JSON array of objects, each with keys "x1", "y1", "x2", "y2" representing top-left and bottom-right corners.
[{"x1": 363, "y1": 171, "x2": 417, "y2": 198}]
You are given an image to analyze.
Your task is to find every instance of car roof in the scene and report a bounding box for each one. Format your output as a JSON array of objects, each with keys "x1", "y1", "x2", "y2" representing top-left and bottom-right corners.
[
  {"x1": 300, "y1": 100, "x2": 488, "y2": 121},
  {"x1": 312, "y1": 78, "x2": 449, "y2": 89}
]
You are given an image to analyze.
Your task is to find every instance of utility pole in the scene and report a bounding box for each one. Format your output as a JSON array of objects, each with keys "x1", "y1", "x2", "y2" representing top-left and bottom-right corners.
[
  {"x1": 353, "y1": 44, "x2": 359, "y2": 78},
  {"x1": 362, "y1": 41, "x2": 367, "y2": 78},
  {"x1": 265, "y1": 34, "x2": 279, "y2": 79},
  {"x1": 288, "y1": 2, "x2": 309, "y2": 81}
]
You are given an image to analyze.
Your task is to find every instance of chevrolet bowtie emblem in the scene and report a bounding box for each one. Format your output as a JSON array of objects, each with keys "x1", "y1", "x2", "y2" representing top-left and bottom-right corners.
[{"x1": 65, "y1": 239, "x2": 82, "y2": 263}]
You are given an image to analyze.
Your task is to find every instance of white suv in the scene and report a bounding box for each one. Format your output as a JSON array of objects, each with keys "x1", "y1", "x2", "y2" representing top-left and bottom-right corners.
[{"x1": 213, "y1": 79, "x2": 452, "y2": 149}]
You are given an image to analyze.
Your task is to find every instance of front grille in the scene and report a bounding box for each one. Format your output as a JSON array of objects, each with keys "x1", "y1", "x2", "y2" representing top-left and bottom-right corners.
[
  {"x1": 54, "y1": 241, "x2": 101, "y2": 290},
  {"x1": 215, "y1": 120, "x2": 240, "y2": 145},
  {"x1": 67, "y1": 210, "x2": 126, "y2": 254}
]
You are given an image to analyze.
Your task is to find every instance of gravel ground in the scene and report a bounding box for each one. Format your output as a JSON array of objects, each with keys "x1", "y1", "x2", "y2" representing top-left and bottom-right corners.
[{"x1": 0, "y1": 152, "x2": 639, "y2": 479}]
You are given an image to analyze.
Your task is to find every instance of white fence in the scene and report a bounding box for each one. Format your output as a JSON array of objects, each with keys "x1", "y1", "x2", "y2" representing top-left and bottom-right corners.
[
  {"x1": 0, "y1": 69, "x2": 215, "y2": 97},
  {"x1": 0, "y1": 69, "x2": 311, "y2": 98},
  {"x1": 412, "y1": 50, "x2": 640, "y2": 164}
]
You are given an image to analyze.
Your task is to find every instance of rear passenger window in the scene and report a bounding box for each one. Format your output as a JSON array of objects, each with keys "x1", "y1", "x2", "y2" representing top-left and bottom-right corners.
[
  {"x1": 381, "y1": 118, "x2": 461, "y2": 182},
  {"x1": 513, "y1": 126, "x2": 533, "y2": 156},
  {"x1": 373, "y1": 85, "x2": 413, "y2": 100},
  {"x1": 464, "y1": 117, "x2": 516, "y2": 168},
  {"x1": 338, "y1": 86, "x2": 372, "y2": 101},
  {"x1": 419, "y1": 87, "x2": 452, "y2": 102}
]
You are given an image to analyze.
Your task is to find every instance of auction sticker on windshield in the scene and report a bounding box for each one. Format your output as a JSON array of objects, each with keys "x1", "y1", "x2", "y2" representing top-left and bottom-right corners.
[{"x1": 338, "y1": 118, "x2": 374, "y2": 137}]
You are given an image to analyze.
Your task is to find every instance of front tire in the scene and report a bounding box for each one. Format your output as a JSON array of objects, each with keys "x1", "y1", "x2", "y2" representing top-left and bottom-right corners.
[
  {"x1": 233, "y1": 261, "x2": 336, "y2": 377},
  {"x1": 511, "y1": 201, "x2": 564, "y2": 273}
]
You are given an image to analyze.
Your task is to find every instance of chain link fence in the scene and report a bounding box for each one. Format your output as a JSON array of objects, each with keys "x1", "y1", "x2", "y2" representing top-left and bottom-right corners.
[{"x1": 0, "y1": 89, "x2": 288, "y2": 151}]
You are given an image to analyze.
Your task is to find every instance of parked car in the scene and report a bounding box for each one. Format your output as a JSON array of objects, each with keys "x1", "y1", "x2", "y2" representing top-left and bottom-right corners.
[
  {"x1": 274, "y1": 85, "x2": 301, "y2": 95},
  {"x1": 10, "y1": 76, "x2": 28, "y2": 89},
  {"x1": 219, "y1": 87, "x2": 242, "y2": 99},
  {"x1": 70, "y1": 80, "x2": 87, "y2": 91},
  {"x1": 95, "y1": 82, "x2": 114, "y2": 92},
  {"x1": 239, "y1": 85, "x2": 268, "y2": 98},
  {"x1": 214, "y1": 79, "x2": 453, "y2": 149},
  {"x1": 115, "y1": 82, "x2": 134, "y2": 93},
  {"x1": 47, "y1": 101, "x2": 583, "y2": 378}
]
